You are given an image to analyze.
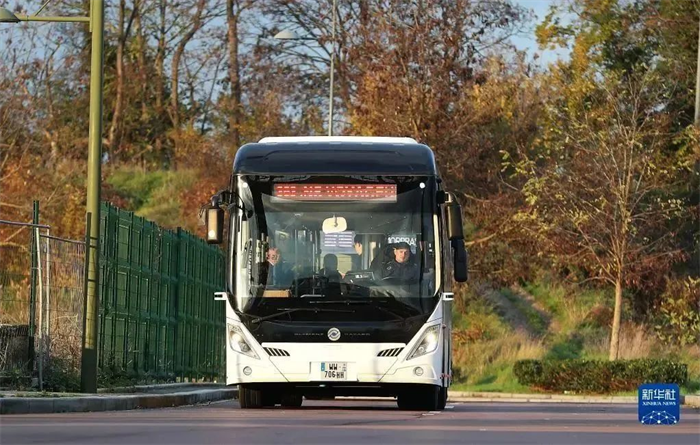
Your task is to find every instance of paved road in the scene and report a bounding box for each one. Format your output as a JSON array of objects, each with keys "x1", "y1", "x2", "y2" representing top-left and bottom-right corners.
[{"x1": 1, "y1": 399, "x2": 698, "y2": 445}]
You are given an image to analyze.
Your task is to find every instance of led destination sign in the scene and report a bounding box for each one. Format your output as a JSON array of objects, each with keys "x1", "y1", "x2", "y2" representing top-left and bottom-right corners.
[{"x1": 273, "y1": 184, "x2": 397, "y2": 202}]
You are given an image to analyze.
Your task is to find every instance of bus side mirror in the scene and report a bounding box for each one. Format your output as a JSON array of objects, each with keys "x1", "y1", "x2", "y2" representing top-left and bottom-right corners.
[
  {"x1": 445, "y1": 193, "x2": 467, "y2": 282},
  {"x1": 446, "y1": 194, "x2": 463, "y2": 241},
  {"x1": 206, "y1": 206, "x2": 224, "y2": 244},
  {"x1": 452, "y1": 240, "x2": 468, "y2": 282}
]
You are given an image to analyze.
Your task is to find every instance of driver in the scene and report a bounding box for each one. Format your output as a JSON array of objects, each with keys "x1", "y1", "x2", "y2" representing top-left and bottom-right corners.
[{"x1": 380, "y1": 242, "x2": 419, "y2": 282}]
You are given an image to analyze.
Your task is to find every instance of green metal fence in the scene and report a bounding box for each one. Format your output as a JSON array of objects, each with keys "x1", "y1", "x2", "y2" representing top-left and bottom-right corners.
[{"x1": 99, "y1": 203, "x2": 225, "y2": 383}]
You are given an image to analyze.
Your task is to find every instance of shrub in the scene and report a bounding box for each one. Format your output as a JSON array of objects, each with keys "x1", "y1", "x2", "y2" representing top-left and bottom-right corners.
[
  {"x1": 655, "y1": 277, "x2": 700, "y2": 347},
  {"x1": 513, "y1": 359, "x2": 544, "y2": 386},
  {"x1": 43, "y1": 356, "x2": 80, "y2": 393},
  {"x1": 513, "y1": 358, "x2": 688, "y2": 393}
]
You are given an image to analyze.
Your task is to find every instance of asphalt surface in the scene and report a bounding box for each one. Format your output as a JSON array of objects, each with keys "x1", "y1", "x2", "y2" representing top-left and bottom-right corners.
[{"x1": 1, "y1": 399, "x2": 698, "y2": 445}]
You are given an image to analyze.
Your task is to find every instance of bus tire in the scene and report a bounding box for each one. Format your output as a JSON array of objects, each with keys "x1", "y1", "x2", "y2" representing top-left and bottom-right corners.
[
  {"x1": 438, "y1": 386, "x2": 447, "y2": 410},
  {"x1": 281, "y1": 393, "x2": 303, "y2": 408},
  {"x1": 397, "y1": 385, "x2": 440, "y2": 411},
  {"x1": 397, "y1": 393, "x2": 418, "y2": 410},
  {"x1": 239, "y1": 384, "x2": 264, "y2": 409}
]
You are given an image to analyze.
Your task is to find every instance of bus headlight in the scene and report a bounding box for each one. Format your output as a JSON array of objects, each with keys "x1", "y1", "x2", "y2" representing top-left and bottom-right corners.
[
  {"x1": 228, "y1": 324, "x2": 259, "y2": 359},
  {"x1": 407, "y1": 324, "x2": 440, "y2": 360}
]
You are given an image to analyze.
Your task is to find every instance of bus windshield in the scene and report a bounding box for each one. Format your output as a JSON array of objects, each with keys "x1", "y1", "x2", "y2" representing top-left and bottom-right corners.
[{"x1": 230, "y1": 176, "x2": 439, "y2": 322}]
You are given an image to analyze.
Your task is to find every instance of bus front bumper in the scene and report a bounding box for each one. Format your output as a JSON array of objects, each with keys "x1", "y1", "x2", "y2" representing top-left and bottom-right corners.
[{"x1": 226, "y1": 341, "x2": 444, "y2": 387}]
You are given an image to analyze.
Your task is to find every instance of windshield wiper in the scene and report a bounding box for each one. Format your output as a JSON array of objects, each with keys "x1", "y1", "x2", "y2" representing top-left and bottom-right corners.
[{"x1": 250, "y1": 307, "x2": 355, "y2": 324}]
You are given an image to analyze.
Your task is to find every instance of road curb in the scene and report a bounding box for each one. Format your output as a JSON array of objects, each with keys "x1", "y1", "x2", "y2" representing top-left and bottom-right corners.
[
  {"x1": 449, "y1": 391, "x2": 700, "y2": 406},
  {"x1": 0, "y1": 387, "x2": 237, "y2": 415},
  {"x1": 97, "y1": 382, "x2": 224, "y2": 394},
  {"x1": 448, "y1": 391, "x2": 635, "y2": 404},
  {"x1": 685, "y1": 395, "x2": 700, "y2": 408}
]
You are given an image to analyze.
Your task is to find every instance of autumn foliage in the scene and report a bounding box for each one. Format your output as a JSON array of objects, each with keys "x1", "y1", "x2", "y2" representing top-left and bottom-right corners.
[{"x1": 1, "y1": 0, "x2": 698, "y2": 359}]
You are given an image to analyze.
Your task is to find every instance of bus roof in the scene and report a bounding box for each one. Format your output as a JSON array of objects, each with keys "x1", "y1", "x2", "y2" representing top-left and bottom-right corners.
[
  {"x1": 258, "y1": 136, "x2": 418, "y2": 144},
  {"x1": 233, "y1": 138, "x2": 437, "y2": 176}
]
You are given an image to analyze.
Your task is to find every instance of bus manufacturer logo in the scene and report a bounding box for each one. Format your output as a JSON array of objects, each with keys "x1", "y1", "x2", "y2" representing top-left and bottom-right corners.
[{"x1": 327, "y1": 328, "x2": 341, "y2": 341}]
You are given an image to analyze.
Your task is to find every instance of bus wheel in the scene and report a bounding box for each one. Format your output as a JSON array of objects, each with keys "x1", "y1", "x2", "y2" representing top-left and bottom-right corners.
[
  {"x1": 280, "y1": 393, "x2": 303, "y2": 408},
  {"x1": 438, "y1": 386, "x2": 448, "y2": 410},
  {"x1": 397, "y1": 385, "x2": 440, "y2": 411},
  {"x1": 239, "y1": 384, "x2": 264, "y2": 409}
]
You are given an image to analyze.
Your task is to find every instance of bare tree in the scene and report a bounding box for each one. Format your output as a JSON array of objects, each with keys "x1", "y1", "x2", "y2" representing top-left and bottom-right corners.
[
  {"x1": 226, "y1": 0, "x2": 255, "y2": 150},
  {"x1": 170, "y1": 0, "x2": 207, "y2": 129},
  {"x1": 516, "y1": 70, "x2": 687, "y2": 359},
  {"x1": 107, "y1": 0, "x2": 139, "y2": 155}
]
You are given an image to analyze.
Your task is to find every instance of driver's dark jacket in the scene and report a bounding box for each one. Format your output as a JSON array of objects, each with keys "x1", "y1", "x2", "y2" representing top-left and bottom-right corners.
[{"x1": 380, "y1": 260, "x2": 420, "y2": 282}]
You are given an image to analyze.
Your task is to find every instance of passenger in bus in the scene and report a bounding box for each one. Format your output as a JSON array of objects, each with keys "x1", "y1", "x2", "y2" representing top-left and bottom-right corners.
[
  {"x1": 319, "y1": 254, "x2": 342, "y2": 282},
  {"x1": 320, "y1": 253, "x2": 342, "y2": 282},
  {"x1": 350, "y1": 235, "x2": 363, "y2": 271},
  {"x1": 379, "y1": 242, "x2": 419, "y2": 282},
  {"x1": 260, "y1": 246, "x2": 293, "y2": 287}
]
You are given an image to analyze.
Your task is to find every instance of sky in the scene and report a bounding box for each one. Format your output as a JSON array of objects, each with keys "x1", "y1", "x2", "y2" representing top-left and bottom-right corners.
[{"x1": 511, "y1": 0, "x2": 572, "y2": 65}]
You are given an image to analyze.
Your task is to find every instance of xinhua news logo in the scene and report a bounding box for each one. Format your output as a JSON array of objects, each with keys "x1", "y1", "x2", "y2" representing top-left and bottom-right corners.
[{"x1": 638, "y1": 383, "x2": 680, "y2": 425}]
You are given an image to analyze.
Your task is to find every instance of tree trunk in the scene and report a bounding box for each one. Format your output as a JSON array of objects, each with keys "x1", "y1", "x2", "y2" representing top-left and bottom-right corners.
[
  {"x1": 108, "y1": 0, "x2": 127, "y2": 157},
  {"x1": 168, "y1": 0, "x2": 207, "y2": 169},
  {"x1": 154, "y1": 0, "x2": 167, "y2": 160},
  {"x1": 170, "y1": 0, "x2": 207, "y2": 130},
  {"x1": 134, "y1": 2, "x2": 148, "y2": 122},
  {"x1": 227, "y1": 0, "x2": 241, "y2": 153},
  {"x1": 155, "y1": 0, "x2": 166, "y2": 113},
  {"x1": 609, "y1": 277, "x2": 623, "y2": 360}
]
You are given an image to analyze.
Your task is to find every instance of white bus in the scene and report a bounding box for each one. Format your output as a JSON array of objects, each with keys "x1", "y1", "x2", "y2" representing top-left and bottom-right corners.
[{"x1": 205, "y1": 136, "x2": 467, "y2": 410}]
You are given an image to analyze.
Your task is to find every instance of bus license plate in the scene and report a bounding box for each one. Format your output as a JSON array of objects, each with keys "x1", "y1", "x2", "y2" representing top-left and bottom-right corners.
[{"x1": 317, "y1": 362, "x2": 347, "y2": 380}]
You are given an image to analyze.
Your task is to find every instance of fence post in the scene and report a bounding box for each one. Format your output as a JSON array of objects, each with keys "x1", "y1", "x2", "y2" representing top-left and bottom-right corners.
[
  {"x1": 45, "y1": 229, "x2": 51, "y2": 362},
  {"x1": 175, "y1": 227, "x2": 182, "y2": 382},
  {"x1": 35, "y1": 227, "x2": 44, "y2": 391},
  {"x1": 28, "y1": 200, "x2": 39, "y2": 377}
]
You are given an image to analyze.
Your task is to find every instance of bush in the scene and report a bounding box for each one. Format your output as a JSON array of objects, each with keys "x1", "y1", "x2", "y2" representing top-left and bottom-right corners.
[
  {"x1": 513, "y1": 359, "x2": 688, "y2": 393},
  {"x1": 655, "y1": 277, "x2": 700, "y2": 347},
  {"x1": 513, "y1": 360, "x2": 544, "y2": 386},
  {"x1": 43, "y1": 356, "x2": 80, "y2": 393}
]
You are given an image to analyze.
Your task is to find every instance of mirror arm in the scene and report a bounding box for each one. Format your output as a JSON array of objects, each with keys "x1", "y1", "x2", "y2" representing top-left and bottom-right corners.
[{"x1": 211, "y1": 189, "x2": 233, "y2": 207}]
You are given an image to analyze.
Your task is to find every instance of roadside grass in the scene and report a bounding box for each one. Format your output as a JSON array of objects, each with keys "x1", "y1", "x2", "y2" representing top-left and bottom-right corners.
[
  {"x1": 452, "y1": 290, "x2": 547, "y2": 392},
  {"x1": 452, "y1": 280, "x2": 700, "y2": 395},
  {"x1": 500, "y1": 288, "x2": 548, "y2": 337},
  {"x1": 106, "y1": 167, "x2": 197, "y2": 229},
  {"x1": 522, "y1": 279, "x2": 602, "y2": 334},
  {"x1": 452, "y1": 293, "x2": 510, "y2": 340},
  {"x1": 450, "y1": 366, "x2": 532, "y2": 393}
]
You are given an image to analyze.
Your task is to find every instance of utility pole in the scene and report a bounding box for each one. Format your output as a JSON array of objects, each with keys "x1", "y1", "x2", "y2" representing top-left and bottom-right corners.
[{"x1": 82, "y1": 0, "x2": 105, "y2": 394}]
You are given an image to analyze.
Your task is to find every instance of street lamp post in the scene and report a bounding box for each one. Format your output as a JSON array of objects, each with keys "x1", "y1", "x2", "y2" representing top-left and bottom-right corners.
[
  {"x1": 274, "y1": 0, "x2": 338, "y2": 136},
  {"x1": 0, "y1": 1, "x2": 104, "y2": 393}
]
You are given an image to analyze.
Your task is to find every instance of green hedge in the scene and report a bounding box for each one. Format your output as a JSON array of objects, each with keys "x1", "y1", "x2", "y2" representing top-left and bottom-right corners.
[{"x1": 513, "y1": 359, "x2": 688, "y2": 393}]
